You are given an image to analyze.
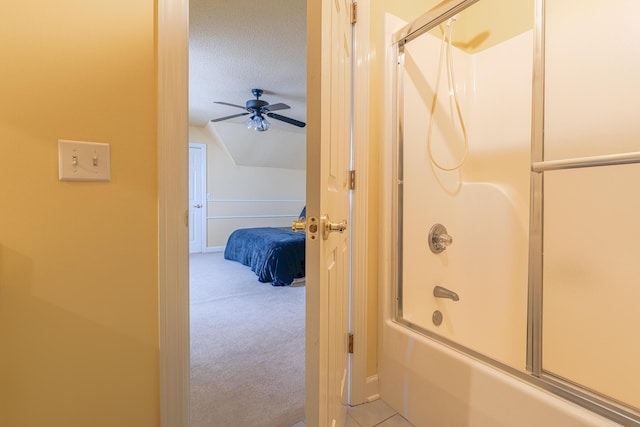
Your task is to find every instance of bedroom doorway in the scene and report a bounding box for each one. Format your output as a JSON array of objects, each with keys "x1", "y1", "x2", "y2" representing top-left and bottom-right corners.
[
  {"x1": 187, "y1": 1, "x2": 308, "y2": 425},
  {"x1": 157, "y1": 0, "x2": 372, "y2": 425}
]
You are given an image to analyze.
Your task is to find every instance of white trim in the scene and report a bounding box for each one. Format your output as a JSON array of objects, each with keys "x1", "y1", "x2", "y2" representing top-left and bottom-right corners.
[
  {"x1": 207, "y1": 214, "x2": 301, "y2": 220},
  {"x1": 365, "y1": 375, "x2": 380, "y2": 403},
  {"x1": 189, "y1": 142, "x2": 208, "y2": 253},
  {"x1": 349, "y1": 0, "x2": 372, "y2": 406},
  {"x1": 205, "y1": 245, "x2": 225, "y2": 253},
  {"x1": 208, "y1": 199, "x2": 306, "y2": 203},
  {"x1": 158, "y1": 0, "x2": 190, "y2": 426}
]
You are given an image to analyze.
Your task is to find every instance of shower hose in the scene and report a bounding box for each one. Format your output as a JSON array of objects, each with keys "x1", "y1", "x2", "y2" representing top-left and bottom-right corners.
[{"x1": 426, "y1": 16, "x2": 469, "y2": 171}]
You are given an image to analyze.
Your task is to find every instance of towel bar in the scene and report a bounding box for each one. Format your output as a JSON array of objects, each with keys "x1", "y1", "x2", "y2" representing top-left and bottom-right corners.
[{"x1": 532, "y1": 151, "x2": 640, "y2": 172}]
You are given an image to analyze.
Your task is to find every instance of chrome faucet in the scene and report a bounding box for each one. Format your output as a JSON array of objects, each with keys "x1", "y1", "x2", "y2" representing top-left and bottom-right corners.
[{"x1": 433, "y1": 285, "x2": 459, "y2": 301}]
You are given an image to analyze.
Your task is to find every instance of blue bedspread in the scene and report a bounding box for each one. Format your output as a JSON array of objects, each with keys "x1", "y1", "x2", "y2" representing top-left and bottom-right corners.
[{"x1": 224, "y1": 227, "x2": 305, "y2": 286}]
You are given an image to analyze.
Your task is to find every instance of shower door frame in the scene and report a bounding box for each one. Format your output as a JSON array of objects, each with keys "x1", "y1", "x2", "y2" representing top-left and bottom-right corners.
[{"x1": 390, "y1": 0, "x2": 640, "y2": 425}]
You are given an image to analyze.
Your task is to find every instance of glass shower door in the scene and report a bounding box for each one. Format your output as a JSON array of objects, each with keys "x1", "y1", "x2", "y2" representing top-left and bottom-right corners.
[{"x1": 535, "y1": 0, "x2": 640, "y2": 415}]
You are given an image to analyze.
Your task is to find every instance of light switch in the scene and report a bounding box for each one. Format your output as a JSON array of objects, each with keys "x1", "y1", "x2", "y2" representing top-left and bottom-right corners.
[{"x1": 58, "y1": 140, "x2": 110, "y2": 182}]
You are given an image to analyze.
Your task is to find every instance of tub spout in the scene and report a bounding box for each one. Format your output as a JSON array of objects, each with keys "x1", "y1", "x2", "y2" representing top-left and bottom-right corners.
[{"x1": 433, "y1": 285, "x2": 459, "y2": 301}]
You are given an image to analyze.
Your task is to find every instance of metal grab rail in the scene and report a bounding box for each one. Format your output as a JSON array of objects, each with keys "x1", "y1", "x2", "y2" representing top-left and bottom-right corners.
[{"x1": 532, "y1": 151, "x2": 640, "y2": 172}]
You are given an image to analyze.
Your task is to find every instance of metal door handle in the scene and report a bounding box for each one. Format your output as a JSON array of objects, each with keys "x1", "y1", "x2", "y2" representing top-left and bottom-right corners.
[
  {"x1": 322, "y1": 214, "x2": 347, "y2": 240},
  {"x1": 194, "y1": 204, "x2": 203, "y2": 208},
  {"x1": 292, "y1": 216, "x2": 319, "y2": 240},
  {"x1": 292, "y1": 218, "x2": 306, "y2": 232}
]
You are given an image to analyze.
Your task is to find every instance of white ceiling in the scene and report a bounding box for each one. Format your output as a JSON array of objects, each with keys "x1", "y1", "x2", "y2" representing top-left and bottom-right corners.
[{"x1": 189, "y1": 0, "x2": 307, "y2": 167}]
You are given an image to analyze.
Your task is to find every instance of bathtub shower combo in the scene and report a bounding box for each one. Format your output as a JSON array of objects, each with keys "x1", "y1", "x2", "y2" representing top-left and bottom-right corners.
[{"x1": 380, "y1": 0, "x2": 640, "y2": 426}]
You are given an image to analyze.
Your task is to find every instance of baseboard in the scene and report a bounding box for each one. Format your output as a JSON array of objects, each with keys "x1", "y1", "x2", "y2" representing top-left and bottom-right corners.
[
  {"x1": 365, "y1": 375, "x2": 380, "y2": 402},
  {"x1": 205, "y1": 246, "x2": 225, "y2": 253}
]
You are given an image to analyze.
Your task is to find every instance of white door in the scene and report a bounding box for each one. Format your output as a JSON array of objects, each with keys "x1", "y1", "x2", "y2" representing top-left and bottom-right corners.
[
  {"x1": 188, "y1": 143, "x2": 206, "y2": 253},
  {"x1": 306, "y1": 1, "x2": 352, "y2": 426}
]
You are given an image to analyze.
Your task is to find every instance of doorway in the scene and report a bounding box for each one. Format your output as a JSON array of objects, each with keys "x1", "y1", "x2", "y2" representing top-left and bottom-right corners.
[
  {"x1": 187, "y1": 1, "x2": 308, "y2": 425},
  {"x1": 157, "y1": 0, "x2": 372, "y2": 425}
]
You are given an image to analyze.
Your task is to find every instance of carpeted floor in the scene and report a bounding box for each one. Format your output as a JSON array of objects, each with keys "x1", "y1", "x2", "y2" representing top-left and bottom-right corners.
[{"x1": 190, "y1": 252, "x2": 305, "y2": 427}]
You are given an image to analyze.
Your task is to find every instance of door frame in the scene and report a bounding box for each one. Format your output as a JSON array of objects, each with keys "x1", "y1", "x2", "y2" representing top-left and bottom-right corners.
[
  {"x1": 349, "y1": 0, "x2": 371, "y2": 405},
  {"x1": 158, "y1": 0, "x2": 190, "y2": 425},
  {"x1": 188, "y1": 142, "x2": 207, "y2": 254},
  {"x1": 157, "y1": 0, "x2": 371, "y2": 425}
]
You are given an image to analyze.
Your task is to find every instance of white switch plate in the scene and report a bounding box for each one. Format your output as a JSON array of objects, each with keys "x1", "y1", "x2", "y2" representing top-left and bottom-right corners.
[{"x1": 58, "y1": 140, "x2": 111, "y2": 182}]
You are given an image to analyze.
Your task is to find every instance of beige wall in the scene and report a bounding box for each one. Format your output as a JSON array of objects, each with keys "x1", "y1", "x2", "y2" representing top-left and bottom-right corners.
[
  {"x1": 453, "y1": 0, "x2": 533, "y2": 53},
  {"x1": 0, "y1": 2, "x2": 159, "y2": 426}
]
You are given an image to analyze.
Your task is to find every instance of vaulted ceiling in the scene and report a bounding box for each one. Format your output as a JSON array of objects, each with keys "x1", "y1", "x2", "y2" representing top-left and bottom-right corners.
[{"x1": 189, "y1": 0, "x2": 307, "y2": 169}]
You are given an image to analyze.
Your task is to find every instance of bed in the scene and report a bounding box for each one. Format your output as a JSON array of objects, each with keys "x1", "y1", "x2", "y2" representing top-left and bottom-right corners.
[{"x1": 223, "y1": 207, "x2": 306, "y2": 286}]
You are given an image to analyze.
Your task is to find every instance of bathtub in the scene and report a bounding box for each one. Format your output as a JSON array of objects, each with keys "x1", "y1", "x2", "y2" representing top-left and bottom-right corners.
[{"x1": 377, "y1": 317, "x2": 618, "y2": 426}]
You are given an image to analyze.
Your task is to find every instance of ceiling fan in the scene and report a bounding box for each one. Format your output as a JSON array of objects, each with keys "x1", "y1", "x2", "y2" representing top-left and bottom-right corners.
[{"x1": 211, "y1": 88, "x2": 306, "y2": 132}]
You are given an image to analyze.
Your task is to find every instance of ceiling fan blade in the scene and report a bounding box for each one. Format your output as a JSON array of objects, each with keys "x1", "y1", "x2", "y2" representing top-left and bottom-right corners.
[
  {"x1": 213, "y1": 101, "x2": 247, "y2": 110},
  {"x1": 266, "y1": 113, "x2": 306, "y2": 128},
  {"x1": 263, "y1": 103, "x2": 290, "y2": 112},
  {"x1": 211, "y1": 112, "x2": 250, "y2": 122}
]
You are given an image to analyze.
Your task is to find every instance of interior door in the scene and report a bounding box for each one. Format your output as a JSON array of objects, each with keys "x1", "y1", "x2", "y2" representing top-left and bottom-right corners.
[
  {"x1": 306, "y1": 1, "x2": 352, "y2": 426},
  {"x1": 188, "y1": 143, "x2": 206, "y2": 253}
]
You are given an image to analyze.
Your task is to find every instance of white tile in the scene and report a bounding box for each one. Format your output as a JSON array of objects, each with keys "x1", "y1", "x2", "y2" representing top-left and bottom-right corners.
[
  {"x1": 377, "y1": 414, "x2": 415, "y2": 427},
  {"x1": 348, "y1": 400, "x2": 396, "y2": 427}
]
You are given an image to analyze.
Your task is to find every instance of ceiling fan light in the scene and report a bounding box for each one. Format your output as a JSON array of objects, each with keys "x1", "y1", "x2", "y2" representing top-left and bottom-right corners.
[
  {"x1": 257, "y1": 117, "x2": 270, "y2": 132},
  {"x1": 245, "y1": 116, "x2": 255, "y2": 129}
]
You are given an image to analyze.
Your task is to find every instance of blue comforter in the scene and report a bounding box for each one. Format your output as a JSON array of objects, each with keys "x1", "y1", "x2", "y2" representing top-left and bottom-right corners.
[{"x1": 224, "y1": 227, "x2": 305, "y2": 286}]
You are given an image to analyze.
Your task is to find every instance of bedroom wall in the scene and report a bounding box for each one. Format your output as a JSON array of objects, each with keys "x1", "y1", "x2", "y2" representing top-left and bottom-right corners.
[
  {"x1": 0, "y1": 2, "x2": 159, "y2": 426},
  {"x1": 189, "y1": 125, "x2": 306, "y2": 248}
]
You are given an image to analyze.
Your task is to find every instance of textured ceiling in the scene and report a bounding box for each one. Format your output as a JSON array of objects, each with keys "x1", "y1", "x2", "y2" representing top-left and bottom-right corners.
[{"x1": 189, "y1": 0, "x2": 307, "y2": 130}]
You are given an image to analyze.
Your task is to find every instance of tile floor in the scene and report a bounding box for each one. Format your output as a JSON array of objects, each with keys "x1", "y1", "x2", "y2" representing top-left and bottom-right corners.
[{"x1": 290, "y1": 399, "x2": 414, "y2": 427}]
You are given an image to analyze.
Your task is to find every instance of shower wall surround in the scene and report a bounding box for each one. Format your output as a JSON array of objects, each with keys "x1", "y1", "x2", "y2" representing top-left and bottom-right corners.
[{"x1": 398, "y1": 24, "x2": 532, "y2": 369}]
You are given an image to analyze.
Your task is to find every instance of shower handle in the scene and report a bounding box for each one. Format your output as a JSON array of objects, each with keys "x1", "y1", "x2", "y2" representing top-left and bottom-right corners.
[
  {"x1": 433, "y1": 285, "x2": 459, "y2": 302},
  {"x1": 429, "y1": 224, "x2": 453, "y2": 253}
]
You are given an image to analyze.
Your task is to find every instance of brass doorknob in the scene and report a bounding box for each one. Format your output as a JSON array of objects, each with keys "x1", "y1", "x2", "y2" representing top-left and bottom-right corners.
[
  {"x1": 322, "y1": 214, "x2": 347, "y2": 240},
  {"x1": 292, "y1": 218, "x2": 306, "y2": 232},
  {"x1": 293, "y1": 217, "x2": 319, "y2": 240}
]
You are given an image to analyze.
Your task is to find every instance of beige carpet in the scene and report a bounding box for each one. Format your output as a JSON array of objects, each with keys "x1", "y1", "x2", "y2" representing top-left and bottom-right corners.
[{"x1": 190, "y1": 252, "x2": 305, "y2": 427}]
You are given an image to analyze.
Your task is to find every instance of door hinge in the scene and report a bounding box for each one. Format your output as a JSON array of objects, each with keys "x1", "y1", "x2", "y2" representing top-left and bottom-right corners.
[
  {"x1": 351, "y1": 2, "x2": 357, "y2": 24},
  {"x1": 349, "y1": 169, "x2": 356, "y2": 190},
  {"x1": 348, "y1": 333, "x2": 354, "y2": 353}
]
